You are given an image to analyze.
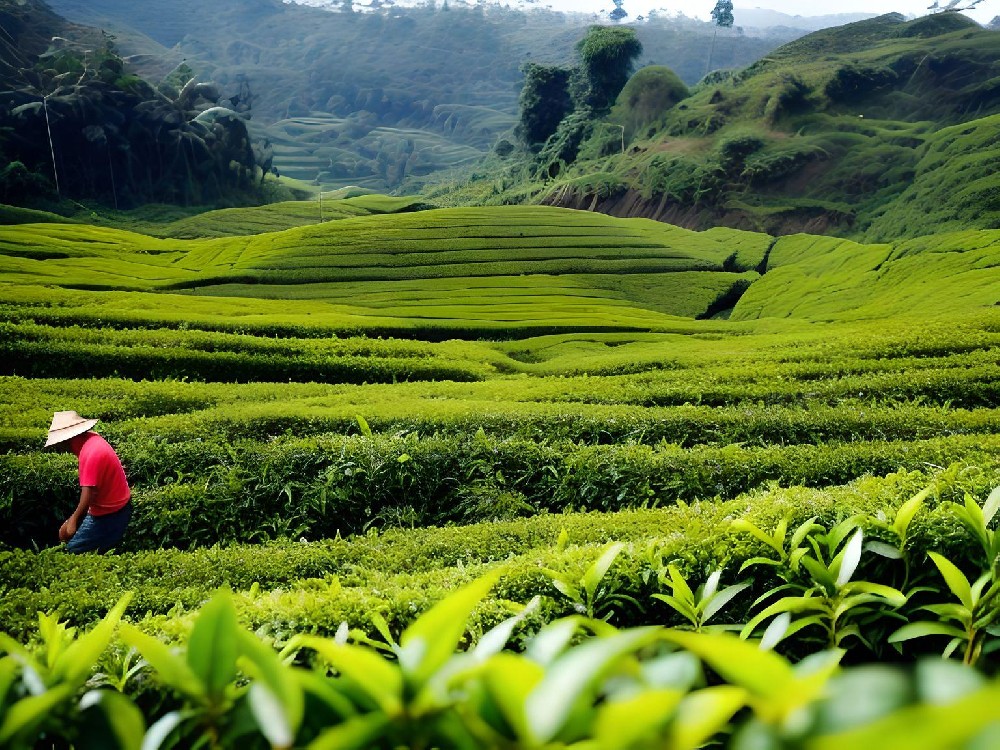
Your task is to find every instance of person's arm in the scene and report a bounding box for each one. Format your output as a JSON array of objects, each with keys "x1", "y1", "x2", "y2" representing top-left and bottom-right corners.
[{"x1": 59, "y1": 485, "x2": 96, "y2": 542}]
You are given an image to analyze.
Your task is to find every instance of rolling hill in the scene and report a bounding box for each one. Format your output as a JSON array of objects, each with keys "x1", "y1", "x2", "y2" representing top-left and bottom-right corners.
[{"x1": 480, "y1": 12, "x2": 1000, "y2": 242}]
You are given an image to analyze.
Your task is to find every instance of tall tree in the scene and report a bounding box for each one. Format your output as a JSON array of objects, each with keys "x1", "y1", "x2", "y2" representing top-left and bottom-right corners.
[
  {"x1": 609, "y1": 1, "x2": 628, "y2": 23},
  {"x1": 517, "y1": 62, "x2": 573, "y2": 150},
  {"x1": 706, "y1": 1, "x2": 734, "y2": 76},
  {"x1": 575, "y1": 25, "x2": 643, "y2": 112}
]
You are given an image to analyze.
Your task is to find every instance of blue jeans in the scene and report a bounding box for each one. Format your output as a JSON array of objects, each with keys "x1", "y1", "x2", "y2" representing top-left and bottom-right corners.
[{"x1": 66, "y1": 503, "x2": 132, "y2": 554}]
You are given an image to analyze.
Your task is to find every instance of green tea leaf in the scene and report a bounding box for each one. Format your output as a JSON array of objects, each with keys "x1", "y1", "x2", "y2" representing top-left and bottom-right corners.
[
  {"x1": 526, "y1": 626, "x2": 660, "y2": 744},
  {"x1": 732, "y1": 519, "x2": 784, "y2": 556},
  {"x1": 983, "y1": 486, "x2": 1000, "y2": 527},
  {"x1": 887, "y1": 621, "x2": 968, "y2": 644},
  {"x1": 663, "y1": 630, "x2": 794, "y2": 701},
  {"x1": 652, "y1": 593, "x2": 699, "y2": 624},
  {"x1": 701, "y1": 570, "x2": 722, "y2": 603},
  {"x1": 54, "y1": 594, "x2": 132, "y2": 687},
  {"x1": 592, "y1": 688, "x2": 684, "y2": 748},
  {"x1": 556, "y1": 527, "x2": 569, "y2": 552},
  {"x1": 397, "y1": 572, "x2": 499, "y2": 689},
  {"x1": 355, "y1": 415, "x2": 372, "y2": 438},
  {"x1": 667, "y1": 565, "x2": 695, "y2": 604},
  {"x1": 928, "y1": 551, "x2": 974, "y2": 610},
  {"x1": 834, "y1": 530, "x2": 863, "y2": 587},
  {"x1": 479, "y1": 652, "x2": 545, "y2": 742},
  {"x1": 248, "y1": 682, "x2": 293, "y2": 750},
  {"x1": 473, "y1": 597, "x2": 540, "y2": 662},
  {"x1": 0, "y1": 684, "x2": 75, "y2": 746},
  {"x1": 702, "y1": 581, "x2": 752, "y2": 623},
  {"x1": 893, "y1": 486, "x2": 931, "y2": 538},
  {"x1": 670, "y1": 686, "x2": 748, "y2": 750},
  {"x1": 525, "y1": 618, "x2": 585, "y2": 667},
  {"x1": 237, "y1": 630, "x2": 304, "y2": 746},
  {"x1": 758, "y1": 613, "x2": 791, "y2": 651},
  {"x1": 307, "y1": 712, "x2": 392, "y2": 750},
  {"x1": 297, "y1": 637, "x2": 402, "y2": 716},
  {"x1": 865, "y1": 541, "x2": 903, "y2": 560},
  {"x1": 790, "y1": 516, "x2": 823, "y2": 551},
  {"x1": 583, "y1": 543, "x2": 625, "y2": 605},
  {"x1": 119, "y1": 624, "x2": 205, "y2": 702},
  {"x1": 77, "y1": 689, "x2": 145, "y2": 750},
  {"x1": 186, "y1": 590, "x2": 239, "y2": 703}
]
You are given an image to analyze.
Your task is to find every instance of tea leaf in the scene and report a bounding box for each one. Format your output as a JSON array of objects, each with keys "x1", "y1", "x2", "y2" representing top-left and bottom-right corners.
[{"x1": 186, "y1": 590, "x2": 239, "y2": 703}]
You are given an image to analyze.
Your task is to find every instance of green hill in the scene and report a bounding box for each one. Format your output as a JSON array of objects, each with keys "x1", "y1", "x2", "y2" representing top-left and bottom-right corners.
[
  {"x1": 490, "y1": 13, "x2": 1000, "y2": 242},
  {"x1": 38, "y1": 0, "x2": 796, "y2": 196},
  {"x1": 1, "y1": 205, "x2": 996, "y2": 339}
]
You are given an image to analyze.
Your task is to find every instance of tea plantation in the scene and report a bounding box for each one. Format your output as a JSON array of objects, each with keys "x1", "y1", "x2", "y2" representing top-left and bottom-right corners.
[{"x1": 2, "y1": 200, "x2": 1000, "y2": 748}]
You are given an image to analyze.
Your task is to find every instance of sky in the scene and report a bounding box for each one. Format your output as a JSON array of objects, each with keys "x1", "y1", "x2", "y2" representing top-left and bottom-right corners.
[{"x1": 538, "y1": 1, "x2": 996, "y2": 23}]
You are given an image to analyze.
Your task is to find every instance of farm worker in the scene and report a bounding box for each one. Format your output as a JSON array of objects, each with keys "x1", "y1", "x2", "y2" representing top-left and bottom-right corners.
[{"x1": 45, "y1": 410, "x2": 132, "y2": 553}]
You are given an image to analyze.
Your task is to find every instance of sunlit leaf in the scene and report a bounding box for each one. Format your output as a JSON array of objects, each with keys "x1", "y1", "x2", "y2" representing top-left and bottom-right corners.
[
  {"x1": 702, "y1": 580, "x2": 752, "y2": 623},
  {"x1": 525, "y1": 617, "x2": 585, "y2": 667},
  {"x1": 983, "y1": 486, "x2": 1000, "y2": 527},
  {"x1": 758, "y1": 613, "x2": 791, "y2": 651},
  {"x1": 237, "y1": 630, "x2": 304, "y2": 746},
  {"x1": 663, "y1": 629, "x2": 794, "y2": 701},
  {"x1": 591, "y1": 688, "x2": 684, "y2": 749},
  {"x1": 670, "y1": 686, "x2": 747, "y2": 750},
  {"x1": 479, "y1": 652, "x2": 545, "y2": 742},
  {"x1": 667, "y1": 565, "x2": 695, "y2": 604},
  {"x1": 732, "y1": 519, "x2": 784, "y2": 556},
  {"x1": 833, "y1": 529, "x2": 863, "y2": 588},
  {"x1": 702, "y1": 570, "x2": 722, "y2": 603},
  {"x1": 297, "y1": 637, "x2": 402, "y2": 716},
  {"x1": 583, "y1": 543, "x2": 625, "y2": 605},
  {"x1": 397, "y1": 572, "x2": 499, "y2": 689},
  {"x1": 886, "y1": 621, "x2": 965, "y2": 643},
  {"x1": 140, "y1": 710, "x2": 188, "y2": 750},
  {"x1": 928, "y1": 551, "x2": 974, "y2": 610},
  {"x1": 865, "y1": 541, "x2": 903, "y2": 560},
  {"x1": 893, "y1": 486, "x2": 931, "y2": 538},
  {"x1": 473, "y1": 597, "x2": 540, "y2": 662}
]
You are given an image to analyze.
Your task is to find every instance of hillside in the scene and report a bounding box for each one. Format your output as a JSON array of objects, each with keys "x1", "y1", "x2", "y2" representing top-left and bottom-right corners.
[
  {"x1": 481, "y1": 12, "x2": 1000, "y2": 242},
  {"x1": 39, "y1": 0, "x2": 798, "y2": 195}
]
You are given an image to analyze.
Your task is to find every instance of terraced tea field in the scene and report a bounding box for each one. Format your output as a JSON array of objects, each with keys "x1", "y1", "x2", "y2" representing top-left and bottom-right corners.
[{"x1": 2, "y1": 200, "x2": 1000, "y2": 747}]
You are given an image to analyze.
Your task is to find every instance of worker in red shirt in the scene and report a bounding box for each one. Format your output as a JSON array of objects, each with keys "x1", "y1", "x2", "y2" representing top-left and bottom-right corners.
[{"x1": 45, "y1": 411, "x2": 132, "y2": 553}]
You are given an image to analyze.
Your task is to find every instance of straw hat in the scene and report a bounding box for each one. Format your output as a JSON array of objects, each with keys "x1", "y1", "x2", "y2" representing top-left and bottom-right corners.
[{"x1": 45, "y1": 410, "x2": 98, "y2": 448}]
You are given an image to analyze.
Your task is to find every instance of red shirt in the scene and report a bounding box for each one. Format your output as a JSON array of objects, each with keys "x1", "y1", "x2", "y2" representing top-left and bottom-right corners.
[{"x1": 76, "y1": 433, "x2": 131, "y2": 516}]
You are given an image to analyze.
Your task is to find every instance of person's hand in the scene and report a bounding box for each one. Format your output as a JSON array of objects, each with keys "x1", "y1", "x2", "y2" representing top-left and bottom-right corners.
[{"x1": 59, "y1": 517, "x2": 77, "y2": 542}]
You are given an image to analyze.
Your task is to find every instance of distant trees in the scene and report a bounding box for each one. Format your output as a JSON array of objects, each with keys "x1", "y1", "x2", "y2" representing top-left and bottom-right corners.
[
  {"x1": 516, "y1": 25, "x2": 642, "y2": 167},
  {"x1": 609, "y1": 1, "x2": 628, "y2": 23},
  {"x1": 927, "y1": 1, "x2": 986, "y2": 13}
]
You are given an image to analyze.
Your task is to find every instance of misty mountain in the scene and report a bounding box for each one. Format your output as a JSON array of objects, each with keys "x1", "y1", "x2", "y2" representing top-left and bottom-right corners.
[{"x1": 39, "y1": 0, "x2": 798, "y2": 194}]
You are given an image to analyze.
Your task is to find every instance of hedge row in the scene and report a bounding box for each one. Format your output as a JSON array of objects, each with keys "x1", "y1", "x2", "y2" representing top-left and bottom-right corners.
[
  {"x1": 0, "y1": 468, "x2": 989, "y2": 644},
  {"x1": 4, "y1": 429, "x2": 998, "y2": 550}
]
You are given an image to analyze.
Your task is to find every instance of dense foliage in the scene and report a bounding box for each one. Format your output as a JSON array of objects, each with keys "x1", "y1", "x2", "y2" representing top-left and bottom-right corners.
[{"x1": 0, "y1": 20, "x2": 269, "y2": 208}]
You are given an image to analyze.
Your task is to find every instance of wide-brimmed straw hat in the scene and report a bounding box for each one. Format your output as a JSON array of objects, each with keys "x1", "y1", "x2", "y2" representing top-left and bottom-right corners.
[{"x1": 45, "y1": 410, "x2": 98, "y2": 448}]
